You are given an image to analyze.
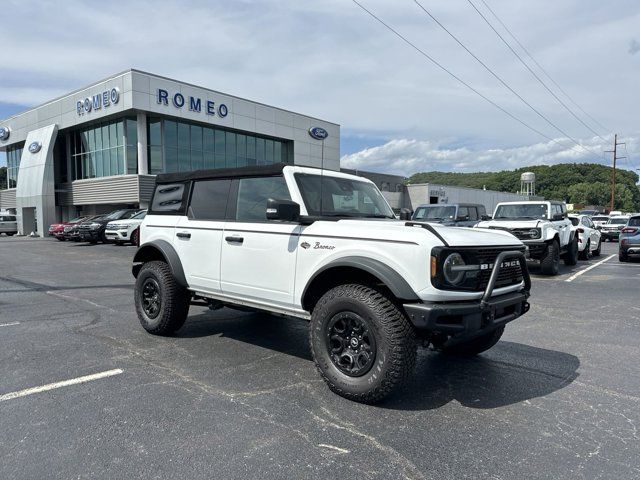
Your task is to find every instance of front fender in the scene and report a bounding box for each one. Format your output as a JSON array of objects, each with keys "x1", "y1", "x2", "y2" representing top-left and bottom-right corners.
[{"x1": 132, "y1": 239, "x2": 188, "y2": 288}]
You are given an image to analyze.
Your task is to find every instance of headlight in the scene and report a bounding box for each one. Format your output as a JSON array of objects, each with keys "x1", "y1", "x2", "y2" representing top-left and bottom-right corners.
[
  {"x1": 528, "y1": 228, "x2": 541, "y2": 239},
  {"x1": 443, "y1": 253, "x2": 466, "y2": 285},
  {"x1": 90, "y1": 223, "x2": 101, "y2": 229}
]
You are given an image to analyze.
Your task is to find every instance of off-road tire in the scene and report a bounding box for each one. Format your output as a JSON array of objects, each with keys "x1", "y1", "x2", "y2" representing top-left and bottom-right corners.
[
  {"x1": 593, "y1": 238, "x2": 601, "y2": 257},
  {"x1": 564, "y1": 237, "x2": 579, "y2": 266},
  {"x1": 619, "y1": 253, "x2": 628, "y2": 262},
  {"x1": 135, "y1": 261, "x2": 189, "y2": 335},
  {"x1": 579, "y1": 240, "x2": 591, "y2": 260},
  {"x1": 309, "y1": 284, "x2": 417, "y2": 404},
  {"x1": 540, "y1": 240, "x2": 560, "y2": 275},
  {"x1": 441, "y1": 326, "x2": 505, "y2": 357}
]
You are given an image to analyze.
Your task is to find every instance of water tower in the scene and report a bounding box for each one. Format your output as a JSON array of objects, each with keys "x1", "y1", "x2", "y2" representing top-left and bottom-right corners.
[{"x1": 520, "y1": 172, "x2": 536, "y2": 196}]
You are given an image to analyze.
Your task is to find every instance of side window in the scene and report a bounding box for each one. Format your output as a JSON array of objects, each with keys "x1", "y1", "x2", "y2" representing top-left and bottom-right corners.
[
  {"x1": 581, "y1": 217, "x2": 589, "y2": 227},
  {"x1": 457, "y1": 206, "x2": 469, "y2": 220},
  {"x1": 468, "y1": 207, "x2": 478, "y2": 221},
  {"x1": 150, "y1": 183, "x2": 187, "y2": 214},
  {"x1": 235, "y1": 176, "x2": 291, "y2": 222},
  {"x1": 188, "y1": 179, "x2": 231, "y2": 221}
]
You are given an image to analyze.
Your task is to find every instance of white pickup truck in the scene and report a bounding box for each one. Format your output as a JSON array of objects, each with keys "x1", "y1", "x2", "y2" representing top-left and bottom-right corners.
[
  {"x1": 132, "y1": 164, "x2": 531, "y2": 403},
  {"x1": 475, "y1": 200, "x2": 578, "y2": 275}
]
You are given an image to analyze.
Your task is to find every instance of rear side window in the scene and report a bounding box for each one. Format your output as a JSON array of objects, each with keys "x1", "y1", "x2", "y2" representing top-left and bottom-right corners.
[
  {"x1": 150, "y1": 183, "x2": 187, "y2": 214},
  {"x1": 468, "y1": 207, "x2": 478, "y2": 221},
  {"x1": 629, "y1": 217, "x2": 640, "y2": 227},
  {"x1": 235, "y1": 176, "x2": 290, "y2": 222},
  {"x1": 188, "y1": 179, "x2": 231, "y2": 220},
  {"x1": 457, "y1": 206, "x2": 469, "y2": 220}
]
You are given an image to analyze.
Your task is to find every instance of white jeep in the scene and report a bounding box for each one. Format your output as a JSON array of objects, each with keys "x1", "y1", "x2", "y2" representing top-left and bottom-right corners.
[
  {"x1": 475, "y1": 201, "x2": 579, "y2": 275},
  {"x1": 132, "y1": 164, "x2": 532, "y2": 403}
]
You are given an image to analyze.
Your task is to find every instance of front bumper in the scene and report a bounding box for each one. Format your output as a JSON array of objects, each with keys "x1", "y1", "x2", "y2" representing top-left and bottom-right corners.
[
  {"x1": 79, "y1": 230, "x2": 102, "y2": 241},
  {"x1": 105, "y1": 229, "x2": 130, "y2": 241},
  {"x1": 602, "y1": 230, "x2": 621, "y2": 239},
  {"x1": 522, "y1": 241, "x2": 546, "y2": 260},
  {"x1": 621, "y1": 244, "x2": 640, "y2": 256},
  {"x1": 403, "y1": 250, "x2": 531, "y2": 341}
]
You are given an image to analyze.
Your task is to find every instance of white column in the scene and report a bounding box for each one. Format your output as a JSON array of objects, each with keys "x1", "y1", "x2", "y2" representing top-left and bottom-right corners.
[{"x1": 136, "y1": 113, "x2": 148, "y2": 175}]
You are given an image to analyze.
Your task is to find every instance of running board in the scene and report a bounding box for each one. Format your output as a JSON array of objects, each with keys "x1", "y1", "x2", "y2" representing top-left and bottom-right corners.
[{"x1": 193, "y1": 290, "x2": 311, "y2": 320}]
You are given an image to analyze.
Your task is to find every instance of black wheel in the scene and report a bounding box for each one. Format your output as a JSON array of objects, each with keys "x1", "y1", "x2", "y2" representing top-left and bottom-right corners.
[
  {"x1": 593, "y1": 238, "x2": 601, "y2": 257},
  {"x1": 134, "y1": 261, "x2": 190, "y2": 335},
  {"x1": 564, "y1": 237, "x2": 579, "y2": 266},
  {"x1": 619, "y1": 253, "x2": 628, "y2": 262},
  {"x1": 114, "y1": 240, "x2": 122, "y2": 246},
  {"x1": 579, "y1": 240, "x2": 591, "y2": 260},
  {"x1": 56, "y1": 236, "x2": 66, "y2": 241},
  {"x1": 6, "y1": 233, "x2": 14, "y2": 236},
  {"x1": 89, "y1": 239, "x2": 98, "y2": 244},
  {"x1": 441, "y1": 326, "x2": 505, "y2": 357},
  {"x1": 540, "y1": 240, "x2": 560, "y2": 275},
  {"x1": 309, "y1": 284, "x2": 417, "y2": 404}
]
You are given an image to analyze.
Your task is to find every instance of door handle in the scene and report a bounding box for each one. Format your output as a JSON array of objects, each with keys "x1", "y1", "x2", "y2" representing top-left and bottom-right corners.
[
  {"x1": 225, "y1": 236, "x2": 244, "y2": 244},
  {"x1": 176, "y1": 232, "x2": 191, "y2": 239}
]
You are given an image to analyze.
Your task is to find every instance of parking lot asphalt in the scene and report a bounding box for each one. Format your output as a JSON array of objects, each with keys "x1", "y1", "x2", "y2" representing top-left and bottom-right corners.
[{"x1": 0, "y1": 237, "x2": 638, "y2": 479}]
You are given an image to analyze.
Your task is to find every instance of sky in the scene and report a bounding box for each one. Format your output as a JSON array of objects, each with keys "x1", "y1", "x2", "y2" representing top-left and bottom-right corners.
[{"x1": 1, "y1": 0, "x2": 639, "y2": 177}]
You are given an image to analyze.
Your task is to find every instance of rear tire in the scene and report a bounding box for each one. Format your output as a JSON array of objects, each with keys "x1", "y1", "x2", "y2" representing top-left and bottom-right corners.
[
  {"x1": 540, "y1": 240, "x2": 560, "y2": 275},
  {"x1": 619, "y1": 253, "x2": 628, "y2": 262},
  {"x1": 441, "y1": 326, "x2": 505, "y2": 356},
  {"x1": 135, "y1": 261, "x2": 190, "y2": 335},
  {"x1": 564, "y1": 237, "x2": 579, "y2": 266},
  {"x1": 309, "y1": 284, "x2": 417, "y2": 404},
  {"x1": 593, "y1": 238, "x2": 601, "y2": 257},
  {"x1": 579, "y1": 240, "x2": 591, "y2": 260},
  {"x1": 131, "y1": 228, "x2": 139, "y2": 246}
]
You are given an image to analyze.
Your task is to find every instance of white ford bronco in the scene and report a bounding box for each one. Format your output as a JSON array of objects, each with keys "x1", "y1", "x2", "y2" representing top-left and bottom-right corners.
[
  {"x1": 475, "y1": 201, "x2": 578, "y2": 275},
  {"x1": 132, "y1": 164, "x2": 531, "y2": 403}
]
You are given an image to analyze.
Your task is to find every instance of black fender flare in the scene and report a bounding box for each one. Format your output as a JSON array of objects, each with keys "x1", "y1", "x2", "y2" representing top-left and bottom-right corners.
[
  {"x1": 132, "y1": 240, "x2": 188, "y2": 288},
  {"x1": 302, "y1": 256, "x2": 419, "y2": 304}
]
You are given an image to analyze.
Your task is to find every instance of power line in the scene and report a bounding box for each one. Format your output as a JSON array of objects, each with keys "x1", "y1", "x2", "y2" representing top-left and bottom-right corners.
[
  {"x1": 467, "y1": 0, "x2": 608, "y2": 145},
  {"x1": 350, "y1": 0, "x2": 591, "y2": 158},
  {"x1": 412, "y1": 0, "x2": 601, "y2": 160},
  {"x1": 478, "y1": 0, "x2": 610, "y2": 134}
]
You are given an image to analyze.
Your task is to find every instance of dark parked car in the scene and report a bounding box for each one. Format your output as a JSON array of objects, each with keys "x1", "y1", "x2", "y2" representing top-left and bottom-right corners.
[
  {"x1": 78, "y1": 209, "x2": 141, "y2": 243},
  {"x1": 619, "y1": 215, "x2": 640, "y2": 262},
  {"x1": 63, "y1": 215, "x2": 103, "y2": 241},
  {"x1": 411, "y1": 203, "x2": 488, "y2": 227}
]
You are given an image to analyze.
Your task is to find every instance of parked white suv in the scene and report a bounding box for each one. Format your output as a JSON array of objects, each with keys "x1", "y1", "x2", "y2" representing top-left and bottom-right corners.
[
  {"x1": 568, "y1": 214, "x2": 602, "y2": 259},
  {"x1": 476, "y1": 201, "x2": 578, "y2": 275},
  {"x1": 132, "y1": 164, "x2": 532, "y2": 403},
  {"x1": 0, "y1": 214, "x2": 18, "y2": 236},
  {"x1": 105, "y1": 210, "x2": 146, "y2": 245}
]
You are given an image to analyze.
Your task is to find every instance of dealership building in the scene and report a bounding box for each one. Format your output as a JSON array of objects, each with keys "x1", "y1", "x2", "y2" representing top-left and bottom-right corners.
[{"x1": 0, "y1": 69, "x2": 339, "y2": 235}]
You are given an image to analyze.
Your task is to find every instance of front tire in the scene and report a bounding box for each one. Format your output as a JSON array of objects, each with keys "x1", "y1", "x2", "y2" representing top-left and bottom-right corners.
[
  {"x1": 619, "y1": 253, "x2": 628, "y2": 262},
  {"x1": 441, "y1": 326, "x2": 505, "y2": 356},
  {"x1": 134, "y1": 261, "x2": 190, "y2": 335},
  {"x1": 309, "y1": 284, "x2": 417, "y2": 404},
  {"x1": 540, "y1": 240, "x2": 560, "y2": 275}
]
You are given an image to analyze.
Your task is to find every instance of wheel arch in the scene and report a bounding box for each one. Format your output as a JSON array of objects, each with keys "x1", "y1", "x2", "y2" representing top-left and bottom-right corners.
[
  {"x1": 132, "y1": 240, "x2": 187, "y2": 288},
  {"x1": 301, "y1": 256, "x2": 419, "y2": 312}
]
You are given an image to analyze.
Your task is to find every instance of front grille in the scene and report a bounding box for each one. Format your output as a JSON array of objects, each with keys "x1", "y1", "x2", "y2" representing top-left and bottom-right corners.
[
  {"x1": 488, "y1": 226, "x2": 536, "y2": 241},
  {"x1": 78, "y1": 224, "x2": 93, "y2": 230},
  {"x1": 474, "y1": 248, "x2": 524, "y2": 290},
  {"x1": 107, "y1": 223, "x2": 126, "y2": 229}
]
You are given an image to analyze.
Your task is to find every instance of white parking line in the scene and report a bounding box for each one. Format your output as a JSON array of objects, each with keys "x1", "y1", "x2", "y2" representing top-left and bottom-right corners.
[
  {"x1": 0, "y1": 322, "x2": 20, "y2": 327},
  {"x1": 565, "y1": 254, "x2": 616, "y2": 283},
  {"x1": 0, "y1": 368, "x2": 123, "y2": 402}
]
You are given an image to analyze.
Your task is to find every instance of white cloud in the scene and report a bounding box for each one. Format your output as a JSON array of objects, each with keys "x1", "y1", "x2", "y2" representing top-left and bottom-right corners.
[{"x1": 341, "y1": 134, "x2": 639, "y2": 176}]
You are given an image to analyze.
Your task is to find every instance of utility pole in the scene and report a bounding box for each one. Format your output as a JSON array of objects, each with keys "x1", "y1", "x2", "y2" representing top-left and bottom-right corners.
[{"x1": 604, "y1": 134, "x2": 626, "y2": 212}]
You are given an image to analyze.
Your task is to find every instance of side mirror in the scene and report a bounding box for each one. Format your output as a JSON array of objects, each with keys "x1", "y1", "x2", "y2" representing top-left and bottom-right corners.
[
  {"x1": 481, "y1": 215, "x2": 491, "y2": 221},
  {"x1": 399, "y1": 208, "x2": 412, "y2": 221},
  {"x1": 266, "y1": 198, "x2": 300, "y2": 222},
  {"x1": 552, "y1": 213, "x2": 564, "y2": 221}
]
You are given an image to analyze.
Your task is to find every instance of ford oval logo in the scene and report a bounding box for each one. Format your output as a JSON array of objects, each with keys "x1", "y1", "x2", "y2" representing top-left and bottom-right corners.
[
  {"x1": 28, "y1": 141, "x2": 42, "y2": 153},
  {"x1": 0, "y1": 126, "x2": 9, "y2": 141},
  {"x1": 308, "y1": 127, "x2": 329, "y2": 140}
]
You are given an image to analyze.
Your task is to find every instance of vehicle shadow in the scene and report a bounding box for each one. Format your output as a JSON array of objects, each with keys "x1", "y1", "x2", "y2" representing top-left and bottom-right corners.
[
  {"x1": 178, "y1": 309, "x2": 579, "y2": 410},
  {"x1": 381, "y1": 341, "x2": 579, "y2": 411}
]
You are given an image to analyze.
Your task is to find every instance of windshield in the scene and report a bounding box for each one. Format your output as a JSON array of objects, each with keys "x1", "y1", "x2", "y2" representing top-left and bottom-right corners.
[
  {"x1": 592, "y1": 216, "x2": 608, "y2": 222},
  {"x1": 494, "y1": 203, "x2": 548, "y2": 220},
  {"x1": 295, "y1": 174, "x2": 395, "y2": 218},
  {"x1": 569, "y1": 217, "x2": 580, "y2": 226},
  {"x1": 132, "y1": 210, "x2": 147, "y2": 220},
  {"x1": 629, "y1": 218, "x2": 640, "y2": 227},
  {"x1": 608, "y1": 218, "x2": 627, "y2": 225},
  {"x1": 413, "y1": 206, "x2": 456, "y2": 220}
]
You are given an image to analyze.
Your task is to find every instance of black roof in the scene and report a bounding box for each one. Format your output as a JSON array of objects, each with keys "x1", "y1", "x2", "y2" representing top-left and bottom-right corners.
[{"x1": 155, "y1": 163, "x2": 287, "y2": 184}]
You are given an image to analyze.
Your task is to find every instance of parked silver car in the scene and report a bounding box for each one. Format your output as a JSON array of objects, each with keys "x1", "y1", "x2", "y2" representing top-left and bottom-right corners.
[{"x1": 0, "y1": 214, "x2": 17, "y2": 236}]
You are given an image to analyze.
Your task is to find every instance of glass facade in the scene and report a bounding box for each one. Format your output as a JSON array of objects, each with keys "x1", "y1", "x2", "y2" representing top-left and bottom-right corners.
[
  {"x1": 147, "y1": 117, "x2": 293, "y2": 174},
  {"x1": 6, "y1": 144, "x2": 24, "y2": 188},
  {"x1": 70, "y1": 117, "x2": 137, "y2": 180}
]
